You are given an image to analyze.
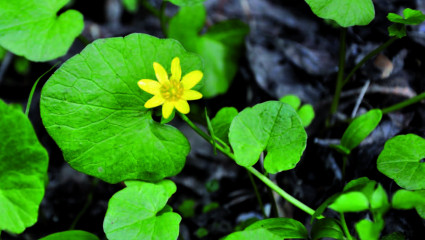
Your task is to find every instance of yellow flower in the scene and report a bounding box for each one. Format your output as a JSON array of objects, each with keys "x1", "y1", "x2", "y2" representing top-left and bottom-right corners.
[{"x1": 138, "y1": 57, "x2": 203, "y2": 119}]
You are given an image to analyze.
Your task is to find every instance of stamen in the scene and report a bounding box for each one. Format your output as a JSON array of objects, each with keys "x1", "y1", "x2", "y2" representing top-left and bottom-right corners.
[{"x1": 160, "y1": 79, "x2": 184, "y2": 101}]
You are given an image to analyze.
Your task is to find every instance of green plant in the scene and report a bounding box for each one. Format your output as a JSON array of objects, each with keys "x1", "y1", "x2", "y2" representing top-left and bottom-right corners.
[{"x1": 1, "y1": 0, "x2": 425, "y2": 239}]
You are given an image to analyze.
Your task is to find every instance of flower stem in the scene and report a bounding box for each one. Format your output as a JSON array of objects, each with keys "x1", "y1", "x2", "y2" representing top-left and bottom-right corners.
[
  {"x1": 329, "y1": 28, "x2": 347, "y2": 122},
  {"x1": 340, "y1": 212, "x2": 353, "y2": 240},
  {"x1": 381, "y1": 91, "x2": 425, "y2": 114},
  {"x1": 179, "y1": 113, "x2": 319, "y2": 218},
  {"x1": 343, "y1": 37, "x2": 397, "y2": 86}
]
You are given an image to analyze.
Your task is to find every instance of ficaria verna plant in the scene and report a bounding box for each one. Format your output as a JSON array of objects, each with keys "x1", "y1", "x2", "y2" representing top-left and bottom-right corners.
[{"x1": 1, "y1": 0, "x2": 425, "y2": 239}]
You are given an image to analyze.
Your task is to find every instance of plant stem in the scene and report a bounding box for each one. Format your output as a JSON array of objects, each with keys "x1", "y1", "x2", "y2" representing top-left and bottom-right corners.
[
  {"x1": 329, "y1": 28, "x2": 347, "y2": 121},
  {"x1": 247, "y1": 171, "x2": 267, "y2": 218},
  {"x1": 381, "y1": 91, "x2": 425, "y2": 114},
  {"x1": 343, "y1": 37, "x2": 397, "y2": 86},
  {"x1": 69, "y1": 178, "x2": 99, "y2": 230},
  {"x1": 25, "y1": 63, "x2": 60, "y2": 116},
  {"x1": 340, "y1": 212, "x2": 353, "y2": 240},
  {"x1": 179, "y1": 113, "x2": 319, "y2": 217}
]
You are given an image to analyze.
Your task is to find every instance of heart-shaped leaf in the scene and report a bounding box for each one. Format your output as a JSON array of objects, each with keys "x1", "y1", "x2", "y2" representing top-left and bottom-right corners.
[
  {"x1": 168, "y1": 4, "x2": 249, "y2": 98},
  {"x1": 355, "y1": 219, "x2": 384, "y2": 240},
  {"x1": 0, "y1": 100, "x2": 48, "y2": 234},
  {"x1": 329, "y1": 192, "x2": 370, "y2": 212},
  {"x1": 0, "y1": 0, "x2": 84, "y2": 61},
  {"x1": 304, "y1": 0, "x2": 375, "y2": 27},
  {"x1": 40, "y1": 33, "x2": 203, "y2": 183},
  {"x1": 387, "y1": 8, "x2": 425, "y2": 25},
  {"x1": 392, "y1": 189, "x2": 425, "y2": 218},
  {"x1": 229, "y1": 101, "x2": 307, "y2": 174},
  {"x1": 103, "y1": 180, "x2": 181, "y2": 240},
  {"x1": 377, "y1": 134, "x2": 425, "y2": 190},
  {"x1": 311, "y1": 218, "x2": 344, "y2": 240},
  {"x1": 40, "y1": 230, "x2": 99, "y2": 240}
]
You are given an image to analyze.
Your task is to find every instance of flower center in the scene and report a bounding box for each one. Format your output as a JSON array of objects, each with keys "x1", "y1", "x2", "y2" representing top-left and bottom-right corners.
[{"x1": 160, "y1": 79, "x2": 184, "y2": 101}]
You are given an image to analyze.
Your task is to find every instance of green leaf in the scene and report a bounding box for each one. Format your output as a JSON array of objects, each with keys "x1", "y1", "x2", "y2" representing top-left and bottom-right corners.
[
  {"x1": 311, "y1": 218, "x2": 344, "y2": 240},
  {"x1": 178, "y1": 199, "x2": 196, "y2": 218},
  {"x1": 195, "y1": 228, "x2": 208, "y2": 238},
  {"x1": 355, "y1": 219, "x2": 383, "y2": 240},
  {"x1": 40, "y1": 33, "x2": 203, "y2": 183},
  {"x1": 202, "y1": 202, "x2": 219, "y2": 213},
  {"x1": 223, "y1": 228, "x2": 282, "y2": 240},
  {"x1": 0, "y1": 0, "x2": 84, "y2": 62},
  {"x1": 392, "y1": 189, "x2": 425, "y2": 218},
  {"x1": 211, "y1": 107, "x2": 238, "y2": 144},
  {"x1": 279, "y1": 95, "x2": 301, "y2": 110},
  {"x1": 168, "y1": 5, "x2": 249, "y2": 98},
  {"x1": 229, "y1": 101, "x2": 307, "y2": 174},
  {"x1": 340, "y1": 109, "x2": 382, "y2": 153},
  {"x1": 304, "y1": 0, "x2": 375, "y2": 27},
  {"x1": 298, "y1": 104, "x2": 315, "y2": 127},
  {"x1": 103, "y1": 180, "x2": 181, "y2": 240},
  {"x1": 14, "y1": 57, "x2": 30, "y2": 75},
  {"x1": 329, "y1": 192, "x2": 369, "y2": 212},
  {"x1": 39, "y1": 230, "x2": 100, "y2": 240},
  {"x1": 311, "y1": 193, "x2": 340, "y2": 223},
  {"x1": 387, "y1": 8, "x2": 425, "y2": 25},
  {"x1": 245, "y1": 218, "x2": 308, "y2": 239},
  {"x1": 388, "y1": 23, "x2": 407, "y2": 38},
  {"x1": 377, "y1": 134, "x2": 425, "y2": 190},
  {"x1": 165, "y1": 0, "x2": 206, "y2": 7},
  {"x1": 122, "y1": 0, "x2": 138, "y2": 12},
  {"x1": 371, "y1": 184, "x2": 390, "y2": 214},
  {"x1": 0, "y1": 100, "x2": 48, "y2": 234}
]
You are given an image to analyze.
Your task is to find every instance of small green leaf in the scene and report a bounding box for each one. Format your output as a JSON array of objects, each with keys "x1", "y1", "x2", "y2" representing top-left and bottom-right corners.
[
  {"x1": 340, "y1": 109, "x2": 382, "y2": 152},
  {"x1": 0, "y1": 0, "x2": 84, "y2": 61},
  {"x1": 202, "y1": 202, "x2": 219, "y2": 213},
  {"x1": 40, "y1": 33, "x2": 202, "y2": 183},
  {"x1": 211, "y1": 107, "x2": 238, "y2": 144},
  {"x1": 165, "y1": 0, "x2": 206, "y2": 7},
  {"x1": 388, "y1": 23, "x2": 407, "y2": 38},
  {"x1": 103, "y1": 180, "x2": 181, "y2": 240},
  {"x1": 329, "y1": 192, "x2": 369, "y2": 212},
  {"x1": 40, "y1": 230, "x2": 100, "y2": 240},
  {"x1": 223, "y1": 228, "x2": 282, "y2": 240},
  {"x1": 298, "y1": 104, "x2": 315, "y2": 127},
  {"x1": 168, "y1": 5, "x2": 249, "y2": 98},
  {"x1": 229, "y1": 101, "x2": 307, "y2": 173},
  {"x1": 377, "y1": 134, "x2": 425, "y2": 190},
  {"x1": 387, "y1": 8, "x2": 425, "y2": 25},
  {"x1": 355, "y1": 219, "x2": 384, "y2": 240},
  {"x1": 371, "y1": 184, "x2": 390, "y2": 214},
  {"x1": 122, "y1": 0, "x2": 138, "y2": 12},
  {"x1": 304, "y1": 0, "x2": 375, "y2": 27},
  {"x1": 178, "y1": 199, "x2": 196, "y2": 218},
  {"x1": 0, "y1": 100, "x2": 49, "y2": 234},
  {"x1": 392, "y1": 189, "x2": 425, "y2": 218},
  {"x1": 245, "y1": 218, "x2": 308, "y2": 239},
  {"x1": 279, "y1": 95, "x2": 301, "y2": 110},
  {"x1": 195, "y1": 228, "x2": 208, "y2": 238},
  {"x1": 14, "y1": 57, "x2": 30, "y2": 75},
  {"x1": 311, "y1": 218, "x2": 344, "y2": 240}
]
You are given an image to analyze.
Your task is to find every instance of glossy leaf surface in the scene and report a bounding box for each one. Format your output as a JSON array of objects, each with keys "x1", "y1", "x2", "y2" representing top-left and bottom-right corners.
[
  {"x1": 229, "y1": 101, "x2": 307, "y2": 174},
  {"x1": 377, "y1": 134, "x2": 425, "y2": 190},
  {"x1": 211, "y1": 107, "x2": 238, "y2": 144},
  {"x1": 304, "y1": 0, "x2": 375, "y2": 27},
  {"x1": 41, "y1": 34, "x2": 202, "y2": 183},
  {"x1": 311, "y1": 218, "x2": 344, "y2": 240},
  {"x1": 0, "y1": 100, "x2": 48, "y2": 234},
  {"x1": 0, "y1": 0, "x2": 84, "y2": 61},
  {"x1": 246, "y1": 218, "x2": 308, "y2": 239},
  {"x1": 103, "y1": 180, "x2": 181, "y2": 240}
]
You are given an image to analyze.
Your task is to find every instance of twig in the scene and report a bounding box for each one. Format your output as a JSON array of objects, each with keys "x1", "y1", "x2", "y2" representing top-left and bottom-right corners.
[{"x1": 351, "y1": 80, "x2": 370, "y2": 118}]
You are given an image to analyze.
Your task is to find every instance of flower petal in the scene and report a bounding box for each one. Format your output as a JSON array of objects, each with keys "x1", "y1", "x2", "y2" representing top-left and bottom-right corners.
[
  {"x1": 175, "y1": 99, "x2": 190, "y2": 114},
  {"x1": 182, "y1": 90, "x2": 203, "y2": 100},
  {"x1": 181, "y1": 70, "x2": 203, "y2": 90},
  {"x1": 144, "y1": 95, "x2": 165, "y2": 108},
  {"x1": 171, "y1": 57, "x2": 181, "y2": 81},
  {"x1": 138, "y1": 79, "x2": 161, "y2": 95},
  {"x1": 153, "y1": 62, "x2": 169, "y2": 84},
  {"x1": 162, "y1": 101, "x2": 174, "y2": 119}
]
